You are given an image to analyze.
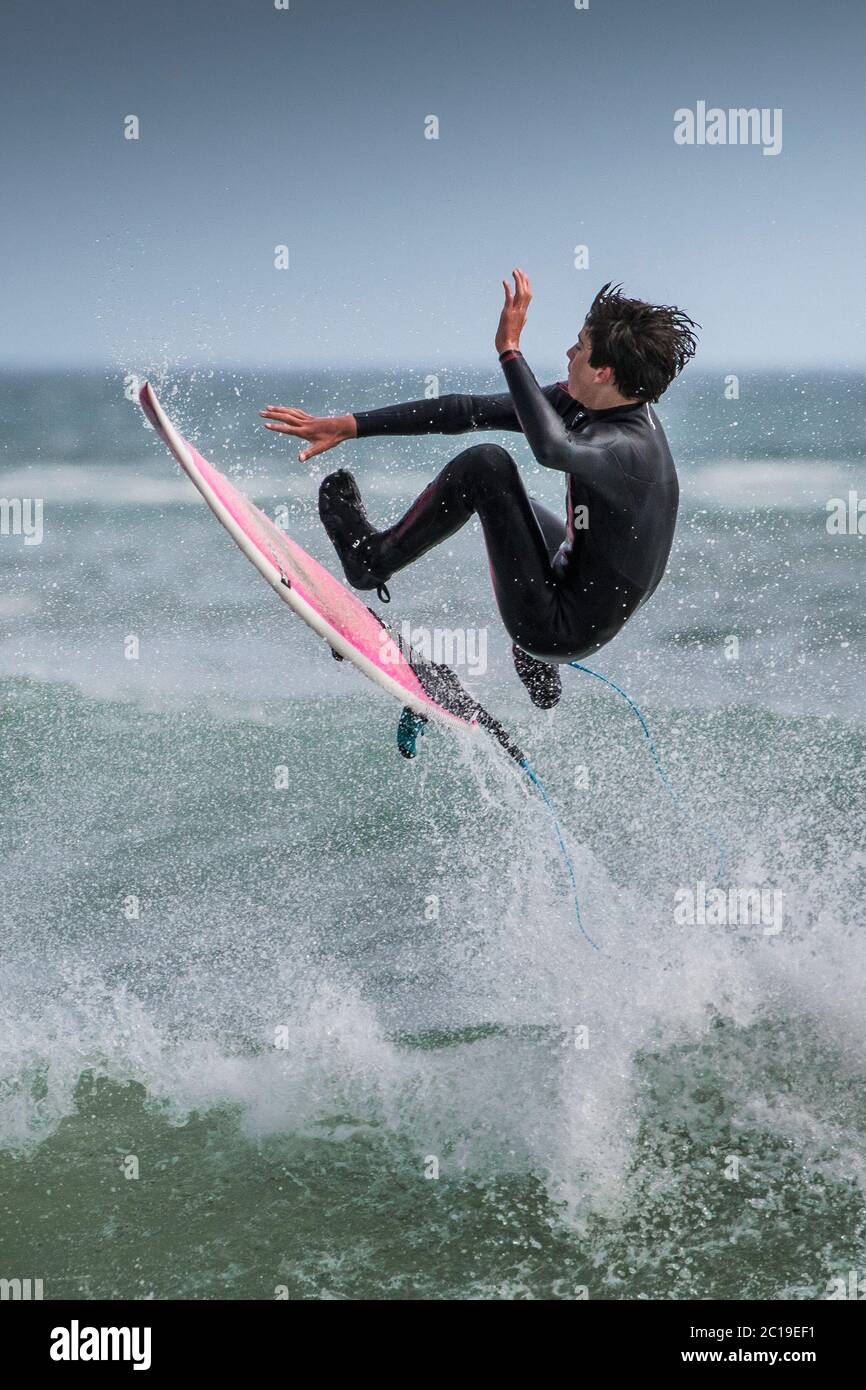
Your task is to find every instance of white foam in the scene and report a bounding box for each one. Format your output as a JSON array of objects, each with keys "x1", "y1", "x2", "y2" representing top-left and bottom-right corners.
[{"x1": 687, "y1": 459, "x2": 853, "y2": 509}]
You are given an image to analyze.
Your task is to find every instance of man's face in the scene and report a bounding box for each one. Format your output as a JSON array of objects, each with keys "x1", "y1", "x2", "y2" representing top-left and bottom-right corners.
[{"x1": 565, "y1": 324, "x2": 596, "y2": 400}]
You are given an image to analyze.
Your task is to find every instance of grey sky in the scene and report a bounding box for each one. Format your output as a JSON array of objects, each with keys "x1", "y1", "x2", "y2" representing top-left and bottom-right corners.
[{"x1": 2, "y1": 0, "x2": 864, "y2": 370}]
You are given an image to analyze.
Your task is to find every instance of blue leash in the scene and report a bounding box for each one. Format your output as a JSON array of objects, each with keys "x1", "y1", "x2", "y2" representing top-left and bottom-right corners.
[
  {"x1": 519, "y1": 662, "x2": 727, "y2": 950},
  {"x1": 568, "y1": 662, "x2": 726, "y2": 883},
  {"x1": 520, "y1": 756, "x2": 600, "y2": 950}
]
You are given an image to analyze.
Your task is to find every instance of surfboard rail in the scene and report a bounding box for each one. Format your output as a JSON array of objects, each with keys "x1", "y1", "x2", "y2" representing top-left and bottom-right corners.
[{"x1": 139, "y1": 380, "x2": 483, "y2": 734}]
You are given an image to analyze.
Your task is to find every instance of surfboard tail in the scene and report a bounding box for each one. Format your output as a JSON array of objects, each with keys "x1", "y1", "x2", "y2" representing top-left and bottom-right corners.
[{"x1": 364, "y1": 605, "x2": 525, "y2": 762}]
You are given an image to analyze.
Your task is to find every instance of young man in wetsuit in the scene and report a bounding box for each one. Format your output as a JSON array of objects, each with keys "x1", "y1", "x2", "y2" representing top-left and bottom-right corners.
[{"x1": 259, "y1": 272, "x2": 698, "y2": 709}]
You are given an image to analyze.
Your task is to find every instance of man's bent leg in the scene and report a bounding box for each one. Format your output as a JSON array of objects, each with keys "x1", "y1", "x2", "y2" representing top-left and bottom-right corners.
[{"x1": 372, "y1": 444, "x2": 561, "y2": 645}]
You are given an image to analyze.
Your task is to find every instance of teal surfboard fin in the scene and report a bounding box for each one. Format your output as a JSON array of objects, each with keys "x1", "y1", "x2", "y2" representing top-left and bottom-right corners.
[{"x1": 397, "y1": 707, "x2": 428, "y2": 759}]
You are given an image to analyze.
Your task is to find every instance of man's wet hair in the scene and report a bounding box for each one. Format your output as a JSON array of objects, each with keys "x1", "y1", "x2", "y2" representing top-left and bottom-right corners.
[{"x1": 584, "y1": 283, "x2": 700, "y2": 403}]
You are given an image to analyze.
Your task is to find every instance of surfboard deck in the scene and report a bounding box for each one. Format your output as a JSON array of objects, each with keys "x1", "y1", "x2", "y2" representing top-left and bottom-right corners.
[{"x1": 139, "y1": 381, "x2": 524, "y2": 750}]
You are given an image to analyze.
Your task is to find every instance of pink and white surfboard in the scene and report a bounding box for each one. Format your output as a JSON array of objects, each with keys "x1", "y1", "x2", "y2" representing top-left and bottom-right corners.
[{"x1": 139, "y1": 381, "x2": 477, "y2": 733}]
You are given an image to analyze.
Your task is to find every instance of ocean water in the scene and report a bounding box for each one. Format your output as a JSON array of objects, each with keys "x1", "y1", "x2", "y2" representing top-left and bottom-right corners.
[{"x1": 1, "y1": 366, "x2": 864, "y2": 1300}]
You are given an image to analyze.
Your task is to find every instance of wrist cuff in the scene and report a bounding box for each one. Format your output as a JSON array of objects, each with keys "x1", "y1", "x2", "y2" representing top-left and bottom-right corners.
[{"x1": 498, "y1": 348, "x2": 522, "y2": 364}]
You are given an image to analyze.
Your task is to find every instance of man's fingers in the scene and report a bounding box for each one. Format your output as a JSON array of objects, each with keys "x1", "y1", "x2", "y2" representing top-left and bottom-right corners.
[
  {"x1": 259, "y1": 407, "x2": 308, "y2": 421},
  {"x1": 299, "y1": 440, "x2": 331, "y2": 461},
  {"x1": 264, "y1": 424, "x2": 331, "y2": 457},
  {"x1": 263, "y1": 421, "x2": 306, "y2": 436},
  {"x1": 513, "y1": 267, "x2": 532, "y2": 302}
]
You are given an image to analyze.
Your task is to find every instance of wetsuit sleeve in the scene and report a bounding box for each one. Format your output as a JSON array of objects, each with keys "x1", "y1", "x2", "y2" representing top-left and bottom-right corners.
[
  {"x1": 499, "y1": 351, "x2": 628, "y2": 505},
  {"x1": 353, "y1": 385, "x2": 563, "y2": 438}
]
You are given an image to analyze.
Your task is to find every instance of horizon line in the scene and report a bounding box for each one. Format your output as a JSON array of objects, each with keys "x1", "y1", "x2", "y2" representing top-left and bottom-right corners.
[{"x1": 1, "y1": 360, "x2": 865, "y2": 376}]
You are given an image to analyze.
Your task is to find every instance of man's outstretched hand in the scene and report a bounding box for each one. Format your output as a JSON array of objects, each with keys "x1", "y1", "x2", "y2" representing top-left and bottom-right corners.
[
  {"x1": 495, "y1": 268, "x2": 532, "y2": 354},
  {"x1": 258, "y1": 406, "x2": 357, "y2": 462}
]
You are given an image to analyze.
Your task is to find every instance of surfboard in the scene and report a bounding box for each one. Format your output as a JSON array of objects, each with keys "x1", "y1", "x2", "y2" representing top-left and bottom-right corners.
[{"x1": 139, "y1": 381, "x2": 523, "y2": 758}]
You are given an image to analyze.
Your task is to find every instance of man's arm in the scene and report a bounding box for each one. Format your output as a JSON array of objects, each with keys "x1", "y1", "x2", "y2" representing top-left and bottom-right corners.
[
  {"x1": 491, "y1": 267, "x2": 622, "y2": 494},
  {"x1": 353, "y1": 385, "x2": 564, "y2": 438},
  {"x1": 259, "y1": 383, "x2": 565, "y2": 459},
  {"x1": 499, "y1": 350, "x2": 627, "y2": 506}
]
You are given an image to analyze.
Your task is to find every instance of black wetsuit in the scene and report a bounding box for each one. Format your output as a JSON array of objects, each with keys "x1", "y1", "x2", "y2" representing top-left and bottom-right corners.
[{"x1": 352, "y1": 351, "x2": 679, "y2": 663}]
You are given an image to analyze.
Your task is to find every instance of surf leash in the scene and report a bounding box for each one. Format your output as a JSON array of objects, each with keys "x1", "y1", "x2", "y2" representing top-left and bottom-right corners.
[
  {"x1": 393, "y1": 618, "x2": 725, "y2": 954},
  {"x1": 515, "y1": 667, "x2": 727, "y2": 954},
  {"x1": 568, "y1": 662, "x2": 727, "y2": 884},
  {"x1": 518, "y1": 755, "x2": 600, "y2": 950}
]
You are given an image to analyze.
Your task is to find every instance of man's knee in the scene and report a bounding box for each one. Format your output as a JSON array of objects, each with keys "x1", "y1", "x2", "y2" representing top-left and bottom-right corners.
[
  {"x1": 460, "y1": 442, "x2": 515, "y2": 468},
  {"x1": 454, "y1": 443, "x2": 519, "y2": 492}
]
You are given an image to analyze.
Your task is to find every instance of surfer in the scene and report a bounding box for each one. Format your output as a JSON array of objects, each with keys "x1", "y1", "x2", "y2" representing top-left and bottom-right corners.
[{"x1": 260, "y1": 273, "x2": 698, "y2": 709}]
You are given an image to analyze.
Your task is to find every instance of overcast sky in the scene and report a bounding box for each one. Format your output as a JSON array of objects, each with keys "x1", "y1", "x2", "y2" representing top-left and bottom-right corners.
[{"x1": 2, "y1": 0, "x2": 864, "y2": 371}]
